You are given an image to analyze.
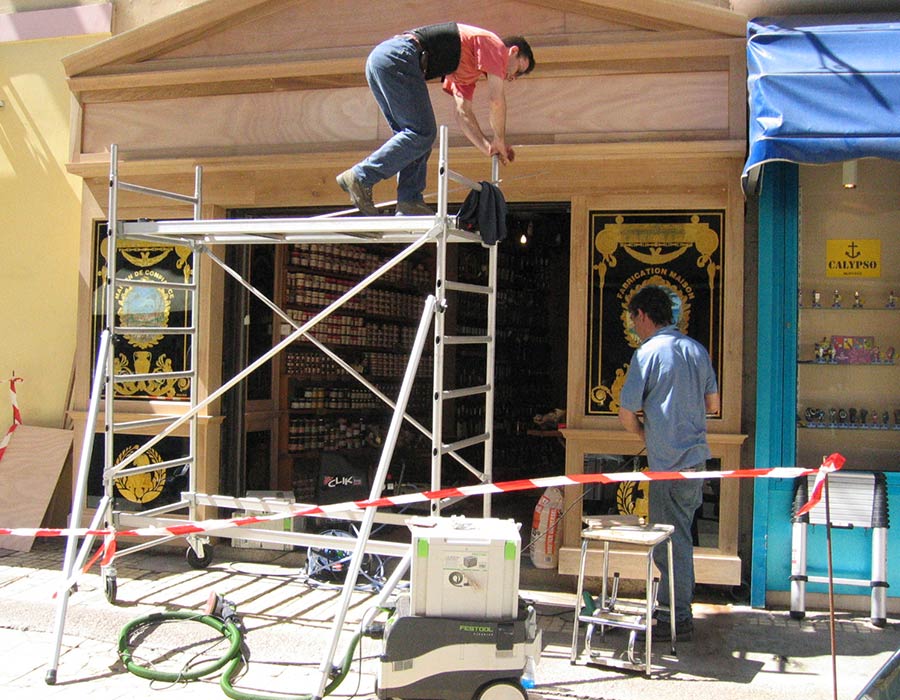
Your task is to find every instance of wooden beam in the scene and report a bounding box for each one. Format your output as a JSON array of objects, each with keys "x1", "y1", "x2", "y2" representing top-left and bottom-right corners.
[
  {"x1": 63, "y1": 0, "x2": 293, "y2": 76},
  {"x1": 540, "y1": 35, "x2": 742, "y2": 60},
  {"x1": 526, "y1": 0, "x2": 747, "y2": 36},
  {"x1": 67, "y1": 35, "x2": 744, "y2": 103},
  {"x1": 66, "y1": 140, "x2": 746, "y2": 180},
  {"x1": 558, "y1": 545, "x2": 743, "y2": 585},
  {"x1": 68, "y1": 56, "x2": 367, "y2": 101}
]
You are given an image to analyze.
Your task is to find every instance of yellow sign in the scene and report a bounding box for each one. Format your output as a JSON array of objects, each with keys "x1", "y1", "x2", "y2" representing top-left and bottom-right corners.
[{"x1": 826, "y1": 239, "x2": 881, "y2": 278}]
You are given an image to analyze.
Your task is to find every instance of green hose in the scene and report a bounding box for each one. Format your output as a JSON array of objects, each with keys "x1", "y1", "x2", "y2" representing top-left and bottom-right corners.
[{"x1": 118, "y1": 610, "x2": 362, "y2": 700}]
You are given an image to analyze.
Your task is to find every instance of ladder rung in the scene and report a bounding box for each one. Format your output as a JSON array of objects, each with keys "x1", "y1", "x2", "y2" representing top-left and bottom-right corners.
[
  {"x1": 442, "y1": 384, "x2": 491, "y2": 400},
  {"x1": 114, "y1": 277, "x2": 196, "y2": 290},
  {"x1": 113, "y1": 415, "x2": 183, "y2": 430},
  {"x1": 808, "y1": 575, "x2": 870, "y2": 587},
  {"x1": 193, "y1": 493, "x2": 294, "y2": 512},
  {"x1": 446, "y1": 168, "x2": 483, "y2": 193},
  {"x1": 445, "y1": 280, "x2": 492, "y2": 295},
  {"x1": 442, "y1": 432, "x2": 490, "y2": 454},
  {"x1": 443, "y1": 335, "x2": 490, "y2": 345},
  {"x1": 114, "y1": 326, "x2": 196, "y2": 335},
  {"x1": 118, "y1": 180, "x2": 199, "y2": 205},
  {"x1": 107, "y1": 455, "x2": 194, "y2": 479},
  {"x1": 113, "y1": 371, "x2": 194, "y2": 383},
  {"x1": 131, "y1": 500, "x2": 191, "y2": 518}
]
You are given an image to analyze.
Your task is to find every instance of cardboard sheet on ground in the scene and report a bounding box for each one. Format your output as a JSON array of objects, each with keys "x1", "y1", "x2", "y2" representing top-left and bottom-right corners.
[{"x1": 0, "y1": 425, "x2": 72, "y2": 552}]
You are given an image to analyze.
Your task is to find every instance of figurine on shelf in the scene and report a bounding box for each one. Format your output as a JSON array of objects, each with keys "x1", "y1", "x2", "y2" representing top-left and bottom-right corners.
[
  {"x1": 871, "y1": 410, "x2": 880, "y2": 427},
  {"x1": 882, "y1": 411, "x2": 890, "y2": 427},
  {"x1": 886, "y1": 347, "x2": 895, "y2": 363},
  {"x1": 853, "y1": 290, "x2": 863, "y2": 308},
  {"x1": 894, "y1": 409, "x2": 900, "y2": 427},
  {"x1": 829, "y1": 407, "x2": 838, "y2": 425},
  {"x1": 832, "y1": 289, "x2": 842, "y2": 308},
  {"x1": 887, "y1": 290, "x2": 897, "y2": 309},
  {"x1": 812, "y1": 289, "x2": 822, "y2": 308},
  {"x1": 860, "y1": 408, "x2": 869, "y2": 426},
  {"x1": 814, "y1": 338, "x2": 827, "y2": 362},
  {"x1": 803, "y1": 407, "x2": 825, "y2": 426},
  {"x1": 849, "y1": 407, "x2": 858, "y2": 424}
]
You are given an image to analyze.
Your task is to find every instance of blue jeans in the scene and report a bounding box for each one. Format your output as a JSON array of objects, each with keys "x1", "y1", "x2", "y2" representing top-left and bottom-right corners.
[
  {"x1": 352, "y1": 36, "x2": 437, "y2": 203},
  {"x1": 649, "y1": 465, "x2": 704, "y2": 624}
]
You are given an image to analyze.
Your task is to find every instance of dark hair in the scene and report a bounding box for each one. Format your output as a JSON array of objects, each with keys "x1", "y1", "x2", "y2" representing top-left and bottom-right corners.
[
  {"x1": 628, "y1": 286, "x2": 674, "y2": 327},
  {"x1": 503, "y1": 36, "x2": 535, "y2": 74}
]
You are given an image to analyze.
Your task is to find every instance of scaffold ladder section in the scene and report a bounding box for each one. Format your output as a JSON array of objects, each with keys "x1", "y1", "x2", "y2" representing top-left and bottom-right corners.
[
  {"x1": 46, "y1": 146, "x2": 205, "y2": 684},
  {"x1": 105, "y1": 144, "x2": 206, "y2": 560},
  {"x1": 432, "y1": 131, "x2": 499, "y2": 517}
]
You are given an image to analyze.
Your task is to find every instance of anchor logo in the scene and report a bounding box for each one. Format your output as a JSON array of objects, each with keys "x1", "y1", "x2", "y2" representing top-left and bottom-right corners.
[{"x1": 845, "y1": 241, "x2": 861, "y2": 259}]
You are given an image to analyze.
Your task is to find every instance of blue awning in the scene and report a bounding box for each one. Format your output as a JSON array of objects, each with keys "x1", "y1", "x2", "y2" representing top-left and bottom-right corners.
[{"x1": 742, "y1": 14, "x2": 900, "y2": 193}]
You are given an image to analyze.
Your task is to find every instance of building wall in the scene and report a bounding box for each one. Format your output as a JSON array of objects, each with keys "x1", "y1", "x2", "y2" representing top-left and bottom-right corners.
[{"x1": 0, "y1": 31, "x2": 106, "y2": 427}]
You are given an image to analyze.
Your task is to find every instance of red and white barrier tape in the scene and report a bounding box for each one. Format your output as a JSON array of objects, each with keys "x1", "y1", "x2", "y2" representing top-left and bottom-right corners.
[
  {"x1": 0, "y1": 453, "x2": 845, "y2": 542},
  {"x1": 796, "y1": 452, "x2": 844, "y2": 515},
  {"x1": 0, "y1": 376, "x2": 23, "y2": 464}
]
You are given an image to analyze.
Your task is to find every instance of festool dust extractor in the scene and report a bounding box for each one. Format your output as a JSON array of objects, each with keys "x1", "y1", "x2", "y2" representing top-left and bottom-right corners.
[{"x1": 376, "y1": 516, "x2": 542, "y2": 700}]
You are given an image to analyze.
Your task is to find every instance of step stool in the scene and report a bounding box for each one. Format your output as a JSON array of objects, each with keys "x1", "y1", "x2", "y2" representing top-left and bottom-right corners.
[{"x1": 570, "y1": 515, "x2": 676, "y2": 676}]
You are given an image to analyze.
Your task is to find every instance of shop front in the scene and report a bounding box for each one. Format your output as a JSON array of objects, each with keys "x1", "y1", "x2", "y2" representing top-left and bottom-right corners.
[
  {"x1": 63, "y1": 0, "x2": 749, "y2": 585},
  {"x1": 744, "y1": 15, "x2": 900, "y2": 610}
]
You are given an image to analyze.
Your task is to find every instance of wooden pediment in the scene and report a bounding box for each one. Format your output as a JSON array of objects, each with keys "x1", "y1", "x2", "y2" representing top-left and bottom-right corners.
[
  {"x1": 64, "y1": 0, "x2": 748, "y2": 170},
  {"x1": 65, "y1": 0, "x2": 746, "y2": 100}
]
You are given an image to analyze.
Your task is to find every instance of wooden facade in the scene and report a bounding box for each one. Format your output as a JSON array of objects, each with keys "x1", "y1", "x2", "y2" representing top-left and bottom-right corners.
[{"x1": 64, "y1": 0, "x2": 748, "y2": 583}]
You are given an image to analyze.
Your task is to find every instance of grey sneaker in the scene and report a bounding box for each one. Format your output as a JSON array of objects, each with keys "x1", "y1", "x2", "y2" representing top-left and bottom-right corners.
[
  {"x1": 336, "y1": 169, "x2": 378, "y2": 215},
  {"x1": 395, "y1": 199, "x2": 434, "y2": 216}
]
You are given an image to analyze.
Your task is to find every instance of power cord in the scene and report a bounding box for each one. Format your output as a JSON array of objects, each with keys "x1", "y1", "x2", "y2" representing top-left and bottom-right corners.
[{"x1": 118, "y1": 592, "x2": 362, "y2": 700}]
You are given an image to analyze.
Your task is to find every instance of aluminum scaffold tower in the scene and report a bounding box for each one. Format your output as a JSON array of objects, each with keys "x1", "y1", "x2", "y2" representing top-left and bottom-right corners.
[{"x1": 47, "y1": 126, "x2": 502, "y2": 697}]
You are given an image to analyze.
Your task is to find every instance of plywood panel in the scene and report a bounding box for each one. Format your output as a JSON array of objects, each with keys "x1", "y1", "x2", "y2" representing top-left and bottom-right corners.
[
  {"x1": 81, "y1": 71, "x2": 729, "y2": 156},
  {"x1": 82, "y1": 85, "x2": 378, "y2": 153},
  {"x1": 157, "y1": 0, "x2": 582, "y2": 59},
  {"x1": 484, "y1": 71, "x2": 728, "y2": 136},
  {"x1": 0, "y1": 426, "x2": 73, "y2": 552}
]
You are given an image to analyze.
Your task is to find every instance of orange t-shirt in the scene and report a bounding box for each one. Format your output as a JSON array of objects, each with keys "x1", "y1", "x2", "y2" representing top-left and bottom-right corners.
[{"x1": 442, "y1": 24, "x2": 508, "y2": 102}]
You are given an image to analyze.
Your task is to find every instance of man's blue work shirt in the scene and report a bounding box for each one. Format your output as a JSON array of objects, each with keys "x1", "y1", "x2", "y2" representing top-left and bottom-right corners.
[{"x1": 619, "y1": 325, "x2": 718, "y2": 472}]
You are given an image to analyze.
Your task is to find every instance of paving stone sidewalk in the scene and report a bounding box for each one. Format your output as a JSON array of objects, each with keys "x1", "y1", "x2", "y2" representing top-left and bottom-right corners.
[{"x1": 1, "y1": 539, "x2": 897, "y2": 700}]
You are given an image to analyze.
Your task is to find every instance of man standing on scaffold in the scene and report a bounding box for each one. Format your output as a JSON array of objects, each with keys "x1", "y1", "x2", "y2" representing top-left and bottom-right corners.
[{"x1": 337, "y1": 22, "x2": 535, "y2": 216}]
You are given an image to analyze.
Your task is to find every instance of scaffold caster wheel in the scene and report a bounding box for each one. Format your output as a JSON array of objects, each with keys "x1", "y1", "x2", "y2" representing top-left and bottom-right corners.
[
  {"x1": 104, "y1": 576, "x2": 118, "y2": 604},
  {"x1": 186, "y1": 544, "x2": 213, "y2": 569},
  {"x1": 475, "y1": 680, "x2": 528, "y2": 700},
  {"x1": 45, "y1": 669, "x2": 57, "y2": 685}
]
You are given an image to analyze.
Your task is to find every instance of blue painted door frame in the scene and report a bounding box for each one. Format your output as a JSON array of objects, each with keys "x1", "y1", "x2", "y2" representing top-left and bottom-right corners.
[{"x1": 751, "y1": 162, "x2": 799, "y2": 608}]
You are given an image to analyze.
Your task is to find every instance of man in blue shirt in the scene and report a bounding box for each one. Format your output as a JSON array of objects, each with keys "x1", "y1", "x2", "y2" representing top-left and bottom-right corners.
[{"x1": 618, "y1": 285, "x2": 719, "y2": 640}]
